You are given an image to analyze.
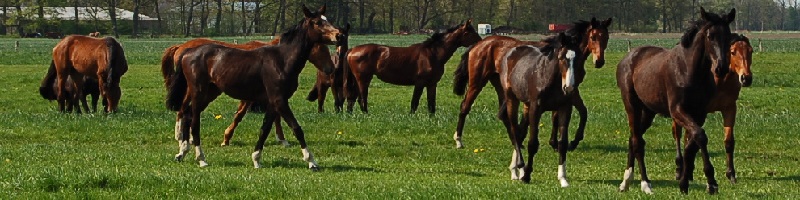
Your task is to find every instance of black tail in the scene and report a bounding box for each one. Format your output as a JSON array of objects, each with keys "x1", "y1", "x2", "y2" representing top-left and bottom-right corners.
[
  {"x1": 39, "y1": 60, "x2": 58, "y2": 100},
  {"x1": 306, "y1": 86, "x2": 319, "y2": 101},
  {"x1": 165, "y1": 52, "x2": 188, "y2": 111},
  {"x1": 453, "y1": 47, "x2": 472, "y2": 95}
]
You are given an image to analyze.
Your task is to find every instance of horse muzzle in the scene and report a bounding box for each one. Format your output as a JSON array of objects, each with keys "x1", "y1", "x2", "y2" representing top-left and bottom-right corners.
[
  {"x1": 740, "y1": 74, "x2": 753, "y2": 87},
  {"x1": 594, "y1": 58, "x2": 605, "y2": 68},
  {"x1": 562, "y1": 85, "x2": 575, "y2": 95}
]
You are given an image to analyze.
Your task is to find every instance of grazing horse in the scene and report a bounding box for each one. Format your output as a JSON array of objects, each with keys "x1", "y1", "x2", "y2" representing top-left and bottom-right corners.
[
  {"x1": 499, "y1": 33, "x2": 582, "y2": 186},
  {"x1": 52, "y1": 35, "x2": 128, "y2": 113},
  {"x1": 39, "y1": 61, "x2": 102, "y2": 113},
  {"x1": 165, "y1": 4, "x2": 339, "y2": 168},
  {"x1": 346, "y1": 19, "x2": 481, "y2": 114},
  {"x1": 616, "y1": 7, "x2": 735, "y2": 194},
  {"x1": 671, "y1": 33, "x2": 753, "y2": 184},
  {"x1": 452, "y1": 18, "x2": 610, "y2": 149},
  {"x1": 306, "y1": 23, "x2": 352, "y2": 113}
]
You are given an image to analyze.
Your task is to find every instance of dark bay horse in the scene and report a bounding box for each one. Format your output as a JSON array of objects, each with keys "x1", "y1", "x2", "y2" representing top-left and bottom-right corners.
[
  {"x1": 161, "y1": 37, "x2": 334, "y2": 147},
  {"x1": 616, "y1": 7, "x2": 735, "y2": 194},
  {"x1": 452, "y1": 18, "x2": 610, "y2": 149},
  {"x1": 40, "y1": 62, "x2": 101, "y2": 113},
  {"x1": 306, "y1": 23, "x2": 352, "y2": 113},
  {"x1": 346, "y1": 19, "x2": 481, "y2": 114},
  {"x1": 165, "y1": 4, "x2": 339, "y2": 168},
  {"x1": 671, "y1": 33, "x2": 753, "y2": 184},
  {"x1": 52, "y1": 35, "x2": 128, "y2": 113},
  {"x1": 498, "y1": 33, "x2": 582, "y2": 186}
]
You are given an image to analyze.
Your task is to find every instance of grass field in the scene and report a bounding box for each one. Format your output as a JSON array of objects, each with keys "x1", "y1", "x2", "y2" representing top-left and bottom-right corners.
[{"x1": 0, "y1": 34, "x2": 799, "y2": 199}]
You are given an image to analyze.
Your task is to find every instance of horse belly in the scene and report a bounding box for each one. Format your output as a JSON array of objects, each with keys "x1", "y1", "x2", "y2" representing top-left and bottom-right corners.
[{"x1": 375, "y1": 64, "x2": 417, "y2": 85}]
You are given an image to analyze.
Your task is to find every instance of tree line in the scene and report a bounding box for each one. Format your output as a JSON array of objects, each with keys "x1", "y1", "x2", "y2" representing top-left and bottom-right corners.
[{"x1": 1, "y1": 0, "x2": 798, "y2": 37}]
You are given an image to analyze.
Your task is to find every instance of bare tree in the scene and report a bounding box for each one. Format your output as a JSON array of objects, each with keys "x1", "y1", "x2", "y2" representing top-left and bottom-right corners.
[{"x1": 107, "y1": 0, "x2": 119, "y2": 38}]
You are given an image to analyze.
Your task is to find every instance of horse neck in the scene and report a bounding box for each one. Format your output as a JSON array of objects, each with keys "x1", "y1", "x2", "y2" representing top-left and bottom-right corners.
[
  {"x1": 278, "y1": 31, "x2": 315, "y2": 78},
  {"x1": 434, "y1": 35, "x2": 462, "y2": 64},
  {"x1": 680, "y1": 36, "x2": 714, "y2": 80}
]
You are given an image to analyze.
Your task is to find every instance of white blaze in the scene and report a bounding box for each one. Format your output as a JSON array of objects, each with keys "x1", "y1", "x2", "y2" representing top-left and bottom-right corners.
[
  {"x1": 321, "y1": 15, "x2": 328, "y2": 21},
  {"x1": 563, "y1": 50, "x2": 576, "y2": 93}
]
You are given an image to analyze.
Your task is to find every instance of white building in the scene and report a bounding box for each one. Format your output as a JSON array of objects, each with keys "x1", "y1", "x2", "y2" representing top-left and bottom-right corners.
[{"x1": 478, "y1": 24, "x2": 491, "y2": 35}]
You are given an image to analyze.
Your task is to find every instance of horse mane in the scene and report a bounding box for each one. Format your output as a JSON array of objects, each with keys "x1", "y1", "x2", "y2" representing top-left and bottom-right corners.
[
  {"x1": 538, "y1": 36, "x2": 562, "y2": 58},
  {"x1": 277, "y1": 23, "x2": 303, "y2": 44},
  {"x1": 731, "y1": 33, "x2": 749, "y2": 44},
  {"x1": 679, "y1": 12, "x2": 729, "y2": 48},
  {"x1": 566, "y1": 20, "x2": 591, "y2": 39},
  {"x1": 422, "y1": 24, "x2": 463, "y2": 47}
]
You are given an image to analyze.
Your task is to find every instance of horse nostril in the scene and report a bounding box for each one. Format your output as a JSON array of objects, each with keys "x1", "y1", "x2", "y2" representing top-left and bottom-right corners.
[{"x1": 741, "y1": 75, "x2": 753, "y2": 87}]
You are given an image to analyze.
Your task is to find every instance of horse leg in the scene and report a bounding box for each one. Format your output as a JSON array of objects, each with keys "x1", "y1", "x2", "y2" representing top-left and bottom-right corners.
[
  {"x1": 410, "y1": 85, "x2": 424, "y2": 114},
  {"x1": 672, "y1": 106, "x2": 717, "y2": 194},
  {"x1": 274, "y1": 117, "x2": 290, "y2": 147},
  {"x1": 555, "y1": 105, "x2": 573, "y2": 188},
  {"x1": 502, "y1": 99, "x2": 524, "y2": 181},
  {"x1": 332, "y1": 81, "x2": 344, "y2": 113},
  {"x1": 355, "y1": 75, "x2": 372, "y2": 113},
  {"x1": 454, "y1": 76, "x2": 491, "y2": 149},
  {"x1": 187, "y1": 92, "x2": 218, "y2": 167},
  {"x1": 618, "y1": 98, "x2": 653, "y2": 193},
  {"x1": 252, "y1": 106, "x2": 277, "y2": 169},
  {"x1": 636, "y1": 110, "x2": 656, "y2": 194},
  {"x1": 273, "y1": 98, "x2": 319, "y2": 170},
  {"x1": 671, "y1": 121, "x2": 685, "y2": 180},
  {"x1": 55, "y1": 66, "x2": 68, "y2": 113},
  {"x1": 175, "y1": 101, "x2": 193, "y2": 163},
  {"x1": 520, "y1": 102, "x2": 540, "y2": 184},
  {"x1": 568, "y1": 90, "x2": 588, "y2": 151},
  {"x1": 222, "y1": 101, "x2": 250, "y2": 146},
  {"x1": 425, "y1": 85, "x2": 437, "y2": 115},
  {"x1": 549, "y1": 112, "x2": 559, "y2": 151},
  {"x1": 317, "y1": 83, "x2": 328, "y2": 113},
  {"x1": 721, "y1": 108, "x2": 737, "y2": 184}
]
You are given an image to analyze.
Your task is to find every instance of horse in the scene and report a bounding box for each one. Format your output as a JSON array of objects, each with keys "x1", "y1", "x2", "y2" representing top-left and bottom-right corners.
[
  {"x1": 671, "y1": 33, "x2": 753, "y2": 184},
  {"x1": 165, "y1": 4, "x2": 339, "y2": 168},
  {"x1": 498, "y1": 33, "x2": 583, "y2": 186},
  {"x1": 615, "y1": 7, "x2": 735, "y2": 194},
  {"x1": 39, "y1": 61, "x2": 102, "y2": 113},
  {"x1": 89, "y1": 32, "x2": 101, "y2": 37},
  {"x1": 52, "y1": 35, "x2": 128, "y2": 113},
  {"x1": 161, "y1": 36, "x2": 334, "y2": 147},
  {"x1": 345, "y1": 19, "x2": 481, "y2": 114},
  {"x1": 451, "y1": 18, "x2": 611, "y2": 149},
  {"x1": 306, "y1": 23, "x2": 352, "y2": 113}
]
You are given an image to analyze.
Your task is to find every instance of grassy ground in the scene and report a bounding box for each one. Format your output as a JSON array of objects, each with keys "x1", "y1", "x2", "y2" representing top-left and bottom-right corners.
[{"x1": 0, "y1": 35, "x2": 798, "y2": 199}]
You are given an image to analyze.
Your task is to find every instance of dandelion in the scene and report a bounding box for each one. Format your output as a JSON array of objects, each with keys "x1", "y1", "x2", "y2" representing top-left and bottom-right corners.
[
  {"x1": 473, "y1": 149, "x2": 479, "y2": 153},
  {"x1": 337, "y1": 130, "x2": 343, "y2": 135},
  {"x1": 539, "y1": 123, "x2": 544, "y2": 127},
  {"x1": 4, "y1": 158, "x2": 9, "y2": 162},
  {"x1": 214, "y1": 114, "x2": 222, "y2": 120},
  {"x1": 480, "y1": 148, "x2": 485, "y2": 152}
]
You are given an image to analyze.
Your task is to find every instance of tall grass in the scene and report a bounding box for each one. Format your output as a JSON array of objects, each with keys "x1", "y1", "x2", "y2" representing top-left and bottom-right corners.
[{"x1": 0, "y1": 35, "x2": 798, "y2": 198}]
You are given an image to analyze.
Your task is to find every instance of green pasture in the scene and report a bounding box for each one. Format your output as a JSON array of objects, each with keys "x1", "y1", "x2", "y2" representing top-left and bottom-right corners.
[{"x1": 0, "y1": 35, "x2": 798, "y2": 199}]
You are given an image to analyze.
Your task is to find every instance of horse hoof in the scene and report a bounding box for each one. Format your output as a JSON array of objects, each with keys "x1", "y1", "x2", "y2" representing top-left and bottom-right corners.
[
  {"x1": 548, "y1": 140, "x2": 558, "y2": 151},
  {"x1": 726, "y1": 171, "x2": 737, "y2": 184},
  {"x1": 520, "y1": 176, "x2": 531, "y2": 184},
  {"x1": 679, "y1": 182, "x2": 689, "y2": 194},
  {"x1": 199, "y1": 161, "x2": 209, "y2": 168},
  {"x1": 310, "y1": 166, "x2": 320, "y2": 172},
  {"x1": 568, "y1": 141, "x2": 580, "y2": 151},
  {"x1": 174, "y1": 154, "x2": 184, "y2": 162},
  {"x1": 707, "y1": 184, "x2": 719, "y2": 195}
]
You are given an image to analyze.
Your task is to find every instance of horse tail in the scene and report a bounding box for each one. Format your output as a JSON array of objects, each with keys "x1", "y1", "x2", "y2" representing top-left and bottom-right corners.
[
  {"x1": 165, "y1": 51, "x2": 189, "y2": 111},
  {"x1": 161, "y1": 45, "x2": 180, "y2": 88},
  {"x1": 341, "y1": 50, "x2": 357, "y2": 99},
  {"x1": 453, "y1": 47, "x2": 472, "y2": 95},
  {"x1": 39, "y1": 60, "x2": 58, "y2": 100}
]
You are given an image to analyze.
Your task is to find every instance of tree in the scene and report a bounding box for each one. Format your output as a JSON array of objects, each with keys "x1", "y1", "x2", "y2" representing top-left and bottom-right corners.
[{"x1": 107, "y1": 0, "x2": 119, "y2": 38}]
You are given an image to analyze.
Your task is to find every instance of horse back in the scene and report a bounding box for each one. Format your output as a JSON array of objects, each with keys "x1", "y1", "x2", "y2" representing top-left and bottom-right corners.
[
  {"x1": 471, "y1": 35, "x2": 542, "y2": 76},
  {"x1": 617, "y1": 46, "x2": 684, "y2": 114}
]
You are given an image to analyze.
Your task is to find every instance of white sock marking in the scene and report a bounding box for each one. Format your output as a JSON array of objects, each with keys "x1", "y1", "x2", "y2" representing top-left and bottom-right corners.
[
  {"x1": 302, "y1": 148, "x2": 318, "y2": 169},
  {"x1": 454, "y1": 131, "x2": 463, "y2": 149},
  {"x1": 558, "y1": 164, "x2": 569, "y2": 188},
  {"x1": 251, "y1": 150, "x2": 262, "y2": 168},
  {"x1": 619, "y1": 167, "x2": 634, "y2": 191},
  {"x1": 641, "y1": 180, "x2": 653, "y2": 194}
]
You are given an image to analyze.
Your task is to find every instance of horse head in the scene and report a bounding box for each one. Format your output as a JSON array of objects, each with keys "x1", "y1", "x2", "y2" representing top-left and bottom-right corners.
[
  {"x1": 554, "y1": 32, "x2": 583, "y2": 95},
  {"x1": 451, "y1": 19, "x2": 482, "y2": 47},
  {"x1": 730, "y1": 33, "x2": 753, "y2": 87},
  {"x1": 686, "y1": 7, "x2": 736, "y2": 79},
  {"x1": 301, "y1": 4, "x2": 340, "y2": 46},
  {"x1": 587, "y1": 17, "x2": 612, "y2": 68}
]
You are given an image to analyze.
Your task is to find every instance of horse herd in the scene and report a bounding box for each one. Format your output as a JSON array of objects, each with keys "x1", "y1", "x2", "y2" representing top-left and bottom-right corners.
[{"x1": 37, "y1": 5, "x2": 753, "y2": 195}]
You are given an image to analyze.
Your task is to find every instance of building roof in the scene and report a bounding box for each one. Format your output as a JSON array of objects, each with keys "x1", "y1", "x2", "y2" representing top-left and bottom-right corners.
[{"x1": 0, "y1": 7, "x2": 157, "y2": 21}]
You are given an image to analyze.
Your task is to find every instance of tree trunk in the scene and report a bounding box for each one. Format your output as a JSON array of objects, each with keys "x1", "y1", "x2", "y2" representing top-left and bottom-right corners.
[
  {"x1": 367, "y1": 12, "x2": 376, "y2": 34},
  {"x1": 215, "y1": 0, "x2": 222, "y2": 35},
  {"x1": 200, "y1": 0, "x2": 208, "y2": 35},
  {"x1": 74, "y1": 0, "x2": 80, "y2": 33},
  {"x1": 661, "y1": 0, "x2": 667, "y2": 33},
  {"x1": 133, "y1": 0, "x2": 140, "y2": 37},
  {"x1": 108, "y1": 0, "x2": 119, "y2": 38},
  {"x1": 186, "y1": 0, "x2": 196, "y2": 37},
  {"x1": 251, "y1": 1, "x2": 260, "y2": 33},
  {"x1": 155, "y1": 0, "x2": 162, "y2": 34},
  {"x1": 506, "y1": 0, "x2": 515, "y2": 27},
  {"x1": 359, "y1": 0, "x2": 365, "y2": 34},
  {"x1": 15, "y1": 1, "x2": 22, "y2": 36},
  {"x1": 241, "y1": 0, "x2": 247, "y2": 34}
]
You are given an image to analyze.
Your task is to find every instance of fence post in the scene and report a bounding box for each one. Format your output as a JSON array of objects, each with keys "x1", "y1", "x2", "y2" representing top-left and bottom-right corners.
[
  {"x1": 627, "y1": 39, "x2": 631, "y2": 52},
  {"x1": 15, "y1": 41, "x2": 19, "y2": 51},
  {"x1": 758, "y1": 38, "x2": 763, "y2": 52}
]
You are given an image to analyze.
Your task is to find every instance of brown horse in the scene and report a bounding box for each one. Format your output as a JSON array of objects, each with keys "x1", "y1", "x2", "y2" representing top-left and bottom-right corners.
[
  {"x1": 452, "y1": 18, "x2": 610, "y2": 149},
  {"x1": 52, "y1": 35, "x2": 128, "y2": 113},
  {"x1": 616, "y1": 7, "x2": 735, "y2": 194},
  {"x1": 40, "y1": 61, "x2": 102, "y2": 113},
  {"x1": 346, "y1": 19, "x2": 481, "y2": 114},
  {"x1": 306, "y1": 23, "x2": 352, "y2": 113},
  {"x1": 161, "y1": 36, "x2": 334, "y2": 147},
  {"x1": 499, "y1": 33, "x2": 583, "y2": 186},
  {"x1": 671, "y1": 33, "x2": 753, "y2": 184},
  {"x1": 165, "y1": 4, "x2": 339, "y2": 168}
]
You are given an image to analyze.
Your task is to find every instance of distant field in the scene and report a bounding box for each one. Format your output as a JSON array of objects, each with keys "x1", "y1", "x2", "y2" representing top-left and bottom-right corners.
[{"x1": 0, "y1": 35, "x2": 798, "y2": 198}]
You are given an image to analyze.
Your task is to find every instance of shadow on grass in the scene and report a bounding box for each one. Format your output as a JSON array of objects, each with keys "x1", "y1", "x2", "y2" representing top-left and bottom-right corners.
[{"x1": 585, "y1": 178, "x2": 714, "y2": 193}]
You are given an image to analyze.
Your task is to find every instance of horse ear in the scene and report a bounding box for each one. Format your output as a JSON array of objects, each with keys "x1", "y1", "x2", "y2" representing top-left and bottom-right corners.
[
  {"x1": 700, "y1": 7, "x2": 710, "y2": 21},
  {"x1": 602, "y1": 18, "x2": 613, "y2": 28},
  {"x1": 463, "y1": 19, "x2": 473, "y2": 28},
  {"x1": 318, "y1": 4, "x2": 327, "y2": 15},
  {"x1": 590, "y1": 17, "x2": 601, "y2": 28},
  {"x1": 345, "y1": 23, "x2": 352, "y2": 33},
  {"x1": 726, "y1": 8, "x2": 736, "y2": 24},
  {"x1": 558, "y1": 32, "x2": 569, "y2": 45},
  {"x1": 302, "y1": 4, "x2": 313, "y2": 18}
]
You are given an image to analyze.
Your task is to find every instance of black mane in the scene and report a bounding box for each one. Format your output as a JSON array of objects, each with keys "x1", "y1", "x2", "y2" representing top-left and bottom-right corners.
[{"x1": 422, "y1": 24, "x2": 464, "y2": 47}]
